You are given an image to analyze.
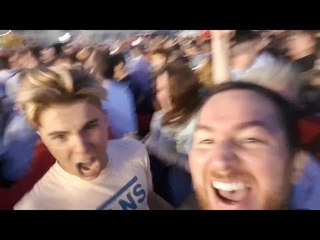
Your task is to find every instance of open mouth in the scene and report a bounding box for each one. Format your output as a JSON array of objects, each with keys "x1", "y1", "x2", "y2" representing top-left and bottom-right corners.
[
  {"x1": 212, "y1": 181, "x2": 251, "y2": 206},
  {"x1": 77, "y1": 159, "x2": 101, "y2": 180},
  {"x1": 78, "y1": 162, "x2": 94, "y2": 171}
]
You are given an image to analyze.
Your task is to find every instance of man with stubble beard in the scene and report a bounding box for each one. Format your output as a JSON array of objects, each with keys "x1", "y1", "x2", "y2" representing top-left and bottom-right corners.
[{"x1": 189, "y1": 82, "x2": 304, "y2": 210}]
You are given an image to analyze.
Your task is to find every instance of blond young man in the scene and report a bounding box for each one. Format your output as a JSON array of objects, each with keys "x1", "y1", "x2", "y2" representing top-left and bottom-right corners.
[{"x1": 14, "y1": 65, "x2": 170, "y2": 210}]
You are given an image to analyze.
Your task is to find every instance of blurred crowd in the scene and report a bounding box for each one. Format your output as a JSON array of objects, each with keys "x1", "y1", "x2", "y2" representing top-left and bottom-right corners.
[{"x1": 0, "y1": 30, "x2": 319, "y2": 210}]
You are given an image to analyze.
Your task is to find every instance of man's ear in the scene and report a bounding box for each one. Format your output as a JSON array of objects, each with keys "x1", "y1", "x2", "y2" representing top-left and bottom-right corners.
[
  {"x1": 291, "y1": 150, "x2": 309, "y2": 184},
  {"x1": 102, "y1": 109, "x2": 108, "y2": 123},
  {"x1": 36, "y1": 129, "x2": 48, "y2": 147},
  {"x1": 36, "y1": 130, "x2": 46, "y2": 145}
]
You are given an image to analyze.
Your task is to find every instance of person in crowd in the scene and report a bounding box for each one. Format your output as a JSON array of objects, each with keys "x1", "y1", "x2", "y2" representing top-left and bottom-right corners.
[
  {"x1": 189, "y1": 81, "x2": 304, "y2": 210},
  {"x1": 14, "y1": 65, "x2": 171, "y2": 210},
  {"x1": 84, "y1": 49, "x2": 138, "y2": 139},
  {"x1": 144, "y1": 61, "x2": 203, "y2": 207}
]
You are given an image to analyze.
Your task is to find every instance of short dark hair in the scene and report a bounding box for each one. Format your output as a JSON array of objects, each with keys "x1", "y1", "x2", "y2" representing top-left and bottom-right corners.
[
  {"x1": 105, "y1": 53, "x2": 126, "y2": 79},
  {"x1": 230, "y1": 30, "x2": 261, "y2": 45},
  {"x1": 0, "y1": 56, "x2": 9, "y2": 70},
  {"x1": 207, "y1": 81, "x2": 300, "y2": 155}
]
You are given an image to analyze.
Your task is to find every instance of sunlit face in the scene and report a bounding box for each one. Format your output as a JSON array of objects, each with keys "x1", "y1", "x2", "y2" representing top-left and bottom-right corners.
[
  {"x1": 40, "y1": 47, "x2": 56, "y2": 64},
  {"x1": 37, "y1": 101, "x2": 109, "y2": 181},
  {"x1": 84, "y1": 52, "x2": 97, "y2": 76},
  {"x1": 62, "y1": 45, "x2": 75, "y2": 55},
  {"x1": 156, "y1": 71, "x2": 172, "y2": 112},
  {"x1": 189, "y1": 90, "x2": 296, "y2": 210},
  {"x1": 17, "y1": 52, "x2": 38, "y2": 69},
  {"x1": 151, "y1": 53, "x2": 167, "y2": 72}
]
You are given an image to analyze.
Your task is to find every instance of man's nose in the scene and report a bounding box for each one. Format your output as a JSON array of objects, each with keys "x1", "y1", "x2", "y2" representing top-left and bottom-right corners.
[
  {"x1": 208, "y1": 140, "x2": 240, "y2": 172},
  {"x1": 73, "y1": 134, "x2": 90, "y2": 154}
]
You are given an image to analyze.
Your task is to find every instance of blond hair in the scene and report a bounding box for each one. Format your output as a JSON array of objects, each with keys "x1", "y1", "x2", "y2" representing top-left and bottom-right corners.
[
  {"x1": 17, "y1": 65, "x2": 106, "y2": 129},
  {"x1": 195, "y1": 58, "x2": 214, "y2": 87}
]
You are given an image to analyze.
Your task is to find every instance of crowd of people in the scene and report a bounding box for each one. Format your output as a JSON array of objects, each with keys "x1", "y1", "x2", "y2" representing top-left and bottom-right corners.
[{"x1": 0, "y1": 30, "x2": 319, "y2": 210}]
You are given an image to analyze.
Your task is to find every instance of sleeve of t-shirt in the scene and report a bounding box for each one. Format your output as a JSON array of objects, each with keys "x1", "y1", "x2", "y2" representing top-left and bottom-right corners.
[
  {"x1": 13, "y1": 193, "x2": 35, "y2": 210},
  {"x1": 138, "y1": 142, "x2": 153, "y2": 194}
]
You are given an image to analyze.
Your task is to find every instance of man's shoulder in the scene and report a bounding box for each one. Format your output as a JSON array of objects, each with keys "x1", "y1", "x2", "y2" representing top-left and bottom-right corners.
[
  {"x1": 107, "y1": 140, "x2": 149, "y2": 179},
  {"x1": 13, "y1": 165, "x2": 59, "y2": 209},
  {"x1": 108, "y1": 139, "x2": 147, "y2": 156}
]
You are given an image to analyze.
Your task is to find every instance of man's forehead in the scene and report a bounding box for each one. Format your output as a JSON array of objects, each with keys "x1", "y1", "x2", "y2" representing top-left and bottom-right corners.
[
  {"x1": 195, "y1": 120, "x2": 273, "y2": 134},
  {"x1": 204, "y1": 89, "x2": 275, "y2": 107},
  {"x1": 198, "y1": 90, "x2": 281, "y2": 125},
  {"x1": 40, "y1": 102, "x2": 101, "y2": 121},
  {"x1": 39, "y1": 113, "x2": 101, "y2": 134}
]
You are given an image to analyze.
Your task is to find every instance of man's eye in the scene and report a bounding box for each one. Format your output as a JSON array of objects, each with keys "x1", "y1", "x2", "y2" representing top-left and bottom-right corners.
[
  {"x1": 52, "y1": 135, "x2": 66, "y2": 141},
  {"x1": 86, "y1": 123, "x2": 99, "y2": 130},
  {"x1": 240, "y1": 138, "x2": 264, "y2": 144},
  {"x1": 199, "y1": 139, "x2": 214, "y2": 144}
]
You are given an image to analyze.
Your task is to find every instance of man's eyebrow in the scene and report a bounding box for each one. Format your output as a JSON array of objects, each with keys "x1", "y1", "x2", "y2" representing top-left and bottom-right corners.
[
  {"x1": 195, "y1": 121, "x2": 272, "y2": 133},
  {"x1": 194, "y1": 124, "x2": 212, "y2": 132},
  {"x1": 48, "y1": 131, "x2": 68, "y2": 137},
  {"x1": 235, "y1": 120, "x2": 272, "y2": 132},
  {"x1": 47, "y1": 118, "x2": 99, "y2": 137},
  {"x1": 81, "y1": 118, "x2": 99, "y2": 130}
]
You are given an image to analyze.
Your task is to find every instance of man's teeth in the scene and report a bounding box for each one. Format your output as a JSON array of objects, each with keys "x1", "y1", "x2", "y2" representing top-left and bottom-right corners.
[{"x1": 212, "y1": 181, "x2": 246, "y2": 191}]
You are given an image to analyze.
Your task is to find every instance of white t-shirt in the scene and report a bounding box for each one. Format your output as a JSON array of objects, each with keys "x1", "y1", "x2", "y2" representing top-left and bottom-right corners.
[{"x1": 14, "y1": 139, "x2": 152, "y2": 210}]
